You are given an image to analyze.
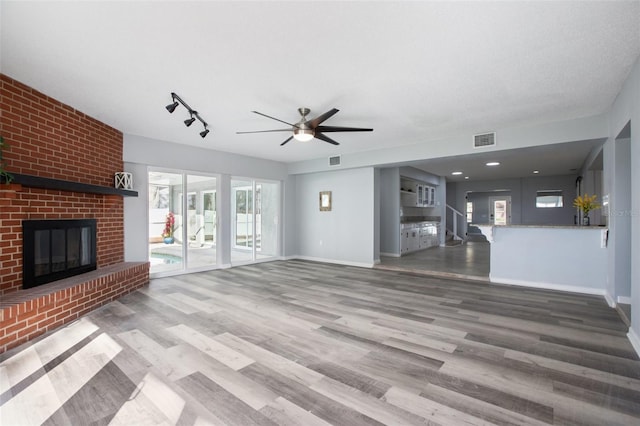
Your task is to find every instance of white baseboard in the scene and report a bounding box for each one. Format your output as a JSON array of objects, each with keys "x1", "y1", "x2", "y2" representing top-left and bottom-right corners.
[
  {"x1": 380, "y1": 252, "x2": 401, "y2": 258},
  {"x1": 628, "y1": 327, "x2": 640, "y2": 357},
  {"x1": 604, "y1": 292, "x2": 616, "y2": 308},
  {"x1": 293, "y1": 256, "x2": 375, "y2": 269},
  {"x1": 617, "y1": 296, "x2": 632, "y2": 304},
  {"x1": 489, "y1": 275, "x2": 611, "y2": 301}
]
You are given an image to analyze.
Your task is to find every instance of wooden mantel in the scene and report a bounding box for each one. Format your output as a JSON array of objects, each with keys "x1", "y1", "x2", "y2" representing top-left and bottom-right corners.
[{"x1": 1, "y1": 173, "x2": 138, "y2": 197}]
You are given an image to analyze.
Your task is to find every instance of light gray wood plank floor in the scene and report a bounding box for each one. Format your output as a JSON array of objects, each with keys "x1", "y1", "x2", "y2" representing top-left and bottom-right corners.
[{"x1": 1, "y1": 259, "x2": 639, "y2": 425}]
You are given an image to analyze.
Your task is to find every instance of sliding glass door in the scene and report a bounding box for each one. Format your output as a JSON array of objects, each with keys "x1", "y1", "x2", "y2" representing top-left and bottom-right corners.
[
  {"x1": 148, "y1": 171, "x2": 217, "y2": 274},
  {"x1": 148, "y1": 172, "x2": 184, "y2": 274},
  {"x1": 231, "y1": 178, "x2": 280, "y2": 264},
  {"x1": 186, "y1": 175, "x2": 217, "y2": 269}
]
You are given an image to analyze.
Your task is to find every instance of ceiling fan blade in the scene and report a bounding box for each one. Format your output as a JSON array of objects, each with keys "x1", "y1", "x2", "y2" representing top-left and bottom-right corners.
[
  {"x1": 236, "y1": 129, "x2": 290, "y2": 134},
  {"x1": 314, "y1": 132, "x2": 340, "y2": 146},
  {"x1": 309, "y1": 108, "x2": 339, "y2": 128},
  {"x1": 252, "y1": 111, "x2": 296, "y2": 127},
  {"x1": 280, "y1": 136, "x2": 294, "y2": 146},
  {"x1": 316, "y1": 125, "x2": 373, "y2": 133}
]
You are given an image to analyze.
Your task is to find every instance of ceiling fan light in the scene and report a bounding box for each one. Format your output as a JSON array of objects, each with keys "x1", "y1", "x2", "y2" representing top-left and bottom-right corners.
[{"x1": 293, "y1": 128, "x2": 314, "y2": 142}]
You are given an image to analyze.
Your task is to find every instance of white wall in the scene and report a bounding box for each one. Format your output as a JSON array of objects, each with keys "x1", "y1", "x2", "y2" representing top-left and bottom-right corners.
[
  {"x1": 288, "y1": 114, "x2": 608, "y2": 175},
  {"x1": 123, "y1": 162, "x2": 149, "y2": 262},
  {"x1": 294, "y1": 167, "x2": 376, "y2": 267},
  {"x1": 124, "y1": 135, "x2": 288, "y2": 180},
  {"x1": 491, "y1": 226, "x2": 608, "y2": 297},
  {"x1": 282, "y1": 174, "x2": 297, "y2": 258},
  {"x1": 607, "y1": 54, "x2": 640, "y2": 354}
]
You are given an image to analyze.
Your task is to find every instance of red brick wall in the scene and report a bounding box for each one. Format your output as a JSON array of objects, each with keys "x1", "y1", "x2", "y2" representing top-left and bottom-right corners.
[
  {"x1": 0, "y1": 74, "x2": 128, "y2": 295},
  {"x1": 1, "y1": 74, "x2": 122, "y2": 185},
  {"x1": 0, "y1": 185, "x2": 125, "y2": 294}
]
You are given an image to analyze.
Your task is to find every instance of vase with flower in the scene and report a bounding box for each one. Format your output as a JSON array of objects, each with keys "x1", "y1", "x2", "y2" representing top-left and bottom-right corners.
[
  {"x1": 573, "y1": 193, "x2": 600, "y2": 226},
  {"x1": 162, "y1": 212, "x2": 175, "y2": 243}
]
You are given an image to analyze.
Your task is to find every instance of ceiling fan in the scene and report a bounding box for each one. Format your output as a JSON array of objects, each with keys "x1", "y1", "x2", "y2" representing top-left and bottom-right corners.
[{"x1": 237, "y1": 107, "x2": 373, "y2": 146}]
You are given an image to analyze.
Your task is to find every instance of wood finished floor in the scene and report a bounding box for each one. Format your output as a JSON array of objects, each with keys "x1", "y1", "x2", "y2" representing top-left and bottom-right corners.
[{"x1": 1, "y1": 260, "x2": 639, "y2": 425}]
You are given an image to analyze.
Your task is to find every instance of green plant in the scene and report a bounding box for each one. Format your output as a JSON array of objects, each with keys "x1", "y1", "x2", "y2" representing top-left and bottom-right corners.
[{"x1": 0, "y1": 135, "x2": 14, "y2": 184}]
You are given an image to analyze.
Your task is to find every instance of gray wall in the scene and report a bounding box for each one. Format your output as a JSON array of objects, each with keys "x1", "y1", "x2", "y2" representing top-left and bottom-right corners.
[
  {"x1": 521, "y1": 175, "x2": 578, "y2": 225},
  {"x1": 294, "y1": 167, "x2": 376, "y2": 267},
  {"x1": 379, "y1": 167, "x2": 401, "y2": 255},
  {"x1": 455, "y1": 175, "x2": 578, "y2": 227},
  {"x1": 607, "y1": 54, "x2": 639, "y2": 351}
]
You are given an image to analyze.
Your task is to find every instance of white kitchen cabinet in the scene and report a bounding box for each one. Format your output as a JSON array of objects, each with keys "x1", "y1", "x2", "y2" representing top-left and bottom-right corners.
[
  {"x1": 426, "y1": 186, "x2": 436, "y2": 207},
  {"x1": 400, "y1": 224, "x2": 420, "y2": 253},
  {"x1": 401, "y1": 222, "x2": 440, "y2": 254},
  {"x1": 401, "y1": 177, "x2": 437, "y2": 207}
]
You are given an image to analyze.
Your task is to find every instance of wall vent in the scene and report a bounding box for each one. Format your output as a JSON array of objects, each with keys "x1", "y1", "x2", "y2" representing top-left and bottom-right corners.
[
  {"x1": 473, "y1": 132, "x2": 496, "y2": 148},
  {"x1": 328, "y1": 155, "x2": 341, "y2": 166}
]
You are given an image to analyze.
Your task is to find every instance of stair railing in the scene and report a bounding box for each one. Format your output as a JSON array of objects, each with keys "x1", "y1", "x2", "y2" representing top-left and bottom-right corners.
[{"x1": 446, "y1": 204, "x2": 466, "y2": 241}]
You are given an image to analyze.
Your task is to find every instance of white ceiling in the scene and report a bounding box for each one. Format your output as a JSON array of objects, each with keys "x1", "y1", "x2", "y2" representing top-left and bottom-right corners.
[{"x1": 1, "y1": 1, "x2": 639, "y2": 180}]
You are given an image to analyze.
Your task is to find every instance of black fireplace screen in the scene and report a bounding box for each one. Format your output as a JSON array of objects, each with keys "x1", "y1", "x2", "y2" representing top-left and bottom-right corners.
[{"x1": 23, "y1": 219, "x2": 97, "y2": 289}]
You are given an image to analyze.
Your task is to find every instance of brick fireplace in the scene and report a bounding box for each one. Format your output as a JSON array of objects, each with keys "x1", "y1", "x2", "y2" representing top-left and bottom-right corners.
[{"x1": 0, "y1": 74, "x2": 149, "y2": 354}]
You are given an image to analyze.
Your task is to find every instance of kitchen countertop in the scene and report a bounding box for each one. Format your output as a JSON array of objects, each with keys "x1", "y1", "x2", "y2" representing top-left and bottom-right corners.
[
  {"x1": 472, "y1": 224, "x2": 606, "y2": 229},
  {"x1": 401, "y1": 216, "x2": 441, "y2": 223}
]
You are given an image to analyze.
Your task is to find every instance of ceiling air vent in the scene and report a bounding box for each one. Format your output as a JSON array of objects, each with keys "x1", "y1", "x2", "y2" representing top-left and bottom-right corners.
[
  {"x1": 328, "y1": 155, "x2": 341, "y2": 166},
  {"x1": 473, "y1": 132, "x2": 496, "y2": 148}
]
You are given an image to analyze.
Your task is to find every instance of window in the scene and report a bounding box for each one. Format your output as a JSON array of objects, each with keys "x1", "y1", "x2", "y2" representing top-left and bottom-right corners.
[
  {"x1": 536, "y1": 190, "x2": 564, "y2": 208},
  {"x1": 466, "y1": 201, "x2": 473, "y2": 223}
]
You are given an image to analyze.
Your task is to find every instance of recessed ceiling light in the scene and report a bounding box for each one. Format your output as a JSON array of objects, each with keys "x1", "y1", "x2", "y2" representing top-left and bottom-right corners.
[
  {"x1": 486, "y1": 162, "x2": 500, "y2": 166},
  {"x1": 533, "y1": 170, "x2": 540, "y2": 174},
  {"x1": 452, "y1": 171, "x2": 463, "y2": 175},
  {"x1": 464, "y1": 176, "x2": 469, "y2": 180}
]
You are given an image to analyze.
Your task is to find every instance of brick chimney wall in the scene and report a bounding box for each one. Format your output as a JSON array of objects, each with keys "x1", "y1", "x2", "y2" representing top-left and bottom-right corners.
[
  {"x1": 0, "y1": 74, "x2": 149, "y2": 354},
  {"x1": 0, "y1": 74, "x2": 130, "y2": 295}
]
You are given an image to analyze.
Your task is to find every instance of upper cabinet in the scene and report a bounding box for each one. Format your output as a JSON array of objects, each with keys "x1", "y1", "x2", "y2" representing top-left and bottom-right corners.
[{"x1": 400, "y1": 177, "x2": 436, "y2": 207}]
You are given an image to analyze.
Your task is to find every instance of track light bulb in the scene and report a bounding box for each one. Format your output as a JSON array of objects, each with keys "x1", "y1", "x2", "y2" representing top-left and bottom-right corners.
[
  {"x1": 200, "y1": 129, "x2": 210, "y2": 138},
  {"x1": 184, "y1": 116, "x2": 196, "y2": 127},
  {"x1": 166, "y1": 101, "x2": 179, "y2": 113}
]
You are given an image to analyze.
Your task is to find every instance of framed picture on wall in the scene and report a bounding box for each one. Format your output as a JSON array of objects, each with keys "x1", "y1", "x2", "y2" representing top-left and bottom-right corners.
[{"x1": 319, "y1": 191, "x2": 332, "y2": 211}]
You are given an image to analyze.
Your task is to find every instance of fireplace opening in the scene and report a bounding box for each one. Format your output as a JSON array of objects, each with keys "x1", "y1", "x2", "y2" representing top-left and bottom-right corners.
[{"x1": 23, "y1": 219, "x2": 97, "y2": 289}]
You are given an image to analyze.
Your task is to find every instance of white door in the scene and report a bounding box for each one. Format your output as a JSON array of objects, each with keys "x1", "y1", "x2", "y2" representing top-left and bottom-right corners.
[{"x1": 489, "y1": 196, "x2": 511, "y2": 225}]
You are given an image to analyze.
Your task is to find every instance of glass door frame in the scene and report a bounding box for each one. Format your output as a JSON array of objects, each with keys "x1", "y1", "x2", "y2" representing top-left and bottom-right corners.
[
  {"x1": 230, "y1": 176, "x2": 281, "y2": 266},
  {"x1": 148, "y1": 167, "x2": 220, "y2": 277},
  {"x1": 489, "y1": 196, "x2": 511, "y2": 226}
]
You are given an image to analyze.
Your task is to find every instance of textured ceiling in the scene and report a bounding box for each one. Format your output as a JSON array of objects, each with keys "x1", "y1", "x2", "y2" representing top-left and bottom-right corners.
[{"x1": 1, "y1": 1, "x2": 639, "y2": 172}]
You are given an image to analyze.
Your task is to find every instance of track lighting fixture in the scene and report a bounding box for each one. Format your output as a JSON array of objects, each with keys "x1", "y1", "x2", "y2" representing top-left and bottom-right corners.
[
  {"x1": 165, "y1": 101, "x2": 179, "y2": 113},
  {"x1": 165, "y1": 92, "x2": 209, "y2": 138},
  {"x1": 184, "y1": 113, "x2": 196, "y2": 127}
]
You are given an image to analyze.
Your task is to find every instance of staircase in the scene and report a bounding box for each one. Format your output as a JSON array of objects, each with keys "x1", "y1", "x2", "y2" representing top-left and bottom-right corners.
[{"x1": 466, "y1": 224, "x2": 489, "y2": 242}]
